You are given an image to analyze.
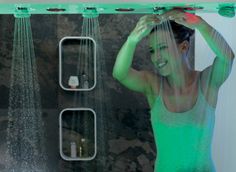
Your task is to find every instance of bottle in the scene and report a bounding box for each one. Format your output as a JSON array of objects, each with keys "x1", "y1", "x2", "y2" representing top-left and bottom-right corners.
[
  {"x1": 81, "y1": 138, "x2": 87, "y2": 157},
  {"x1": 70, "y1": 142, "x2": 77, "y2": 158},
  {"x1": 82, "y1": 74, "x2": 89, "y2": 89},
  {"x1": 79, "y1": 146, "x2": 83, "y2": 157}
]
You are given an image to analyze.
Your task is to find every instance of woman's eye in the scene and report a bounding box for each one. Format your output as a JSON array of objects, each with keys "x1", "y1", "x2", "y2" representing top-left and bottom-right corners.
[
  {"x1": 149, "y1": 49, "x2": 154, "y2": 54},
  {"x1": 159, "y1": 45, "x2": 167, "y2": 50}
]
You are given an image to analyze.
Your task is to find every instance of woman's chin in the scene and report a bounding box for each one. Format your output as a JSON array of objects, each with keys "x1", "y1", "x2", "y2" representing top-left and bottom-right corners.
[{"x1": 157, "y1": 69, "x2": 170, "y2": 77}]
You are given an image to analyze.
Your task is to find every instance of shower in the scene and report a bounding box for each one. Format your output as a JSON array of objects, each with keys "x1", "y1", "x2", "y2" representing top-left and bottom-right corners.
[{"x1": 0, "y1": 0, "x2": 235, "y2": 172}]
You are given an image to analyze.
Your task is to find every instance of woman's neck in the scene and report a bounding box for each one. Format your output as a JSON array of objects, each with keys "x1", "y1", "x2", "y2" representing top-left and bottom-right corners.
[{"x1": 165, "y1": 66, "x2": 196, "y2": 92}]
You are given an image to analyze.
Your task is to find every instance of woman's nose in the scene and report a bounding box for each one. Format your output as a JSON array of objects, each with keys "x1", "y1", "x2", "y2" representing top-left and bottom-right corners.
[
  {"x1": 152, "y1": 55, "x2": 160, "y2": 63},
  {"x1": 153, "y1": 51, "x2": 161, "y2": 60}
]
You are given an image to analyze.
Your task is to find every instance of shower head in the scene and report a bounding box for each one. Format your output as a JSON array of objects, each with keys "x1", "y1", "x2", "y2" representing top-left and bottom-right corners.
[
  {"x1": 14, "y1": 7, "x2": 31, "y2": 18},
  {"x1": 82, "y1": 7, "x2": 99, "y2": 18},
  {"x1": 218, "y1": 5, "x2": 235, "y2": 18}
]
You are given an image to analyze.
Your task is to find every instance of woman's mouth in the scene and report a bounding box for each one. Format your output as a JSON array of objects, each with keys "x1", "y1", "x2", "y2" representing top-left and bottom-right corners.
[{"x1": 157, "y1": 60, "x2": 168, "y2": 69}]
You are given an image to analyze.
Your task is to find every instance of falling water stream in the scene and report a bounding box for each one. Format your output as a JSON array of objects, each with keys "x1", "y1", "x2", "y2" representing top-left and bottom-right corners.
[
  {"x1": 5, "y1": 16, "x2": 47, "y2": 172},
  {"x1": 66, "y1": 15, "x2": 110, "y2": 172}
]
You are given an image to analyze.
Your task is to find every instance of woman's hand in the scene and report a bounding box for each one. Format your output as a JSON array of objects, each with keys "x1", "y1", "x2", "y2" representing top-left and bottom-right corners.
[
  {"x1": 128, "y1": 15, "x2": 162, "y2": 44},
  {"x1": 161, "y1": 9, "x2": 205, "y2": 29}
]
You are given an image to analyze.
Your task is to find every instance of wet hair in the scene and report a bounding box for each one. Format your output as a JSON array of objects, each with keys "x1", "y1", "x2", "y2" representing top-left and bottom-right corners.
[{"x1": 150, "y1": 20, "x2": 195, "y2": 44}]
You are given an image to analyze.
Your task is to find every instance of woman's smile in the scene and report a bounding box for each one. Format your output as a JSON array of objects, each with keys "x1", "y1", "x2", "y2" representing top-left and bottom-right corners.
[
  {"x1": 154, "y1": 59, "x2": 168, "y2": 69},
  {"x1": 157, "y1": 60, "x2": 168, "y2": 68}
]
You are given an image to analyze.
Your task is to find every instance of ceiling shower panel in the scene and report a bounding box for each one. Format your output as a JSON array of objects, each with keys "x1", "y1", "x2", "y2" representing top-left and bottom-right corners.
[{"x1": 0, "y1": 0, "x2": 235, "y2": 14}]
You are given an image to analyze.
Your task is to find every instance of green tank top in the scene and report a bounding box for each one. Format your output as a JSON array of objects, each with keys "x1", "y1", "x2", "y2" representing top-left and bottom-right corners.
[{"x1": 150, "y1": 76, "x2": 216, "y2": 172}]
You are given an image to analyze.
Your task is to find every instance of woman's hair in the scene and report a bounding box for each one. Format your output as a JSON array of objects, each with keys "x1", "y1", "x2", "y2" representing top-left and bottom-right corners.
[{"x1": 150, "y1": 20, "x2": 195, "y2": 44}]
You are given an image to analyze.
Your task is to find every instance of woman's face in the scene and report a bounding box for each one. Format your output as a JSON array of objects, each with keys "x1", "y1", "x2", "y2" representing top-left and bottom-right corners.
[{"x1": 148, "y1": 30, "x2": 186, "y2": 76}]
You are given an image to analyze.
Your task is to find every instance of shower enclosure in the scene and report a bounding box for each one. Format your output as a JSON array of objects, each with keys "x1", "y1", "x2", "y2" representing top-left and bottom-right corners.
[{"x1": 0, "y1": 0, "x2": 235, "y2": 172}]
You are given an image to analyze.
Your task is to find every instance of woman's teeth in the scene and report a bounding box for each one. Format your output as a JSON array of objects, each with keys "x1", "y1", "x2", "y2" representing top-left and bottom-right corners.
[{"x1": 158, "y1": 61, "x2": 167, "y2": 68}]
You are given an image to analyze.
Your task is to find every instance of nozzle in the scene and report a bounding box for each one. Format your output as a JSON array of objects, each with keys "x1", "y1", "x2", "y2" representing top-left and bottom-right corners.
[
  {"x1": 153, "y1": 7, "x2": 167, "y2": 15},
  {"x1": 82, "y1": 7, "x2": 99, "y2": 18},
  {"x1": 218, "y1": 6, "x2": 235, "y2": 18},
  {"x1": 14, "y1": 7, "x2": 31, "y2": 18}
]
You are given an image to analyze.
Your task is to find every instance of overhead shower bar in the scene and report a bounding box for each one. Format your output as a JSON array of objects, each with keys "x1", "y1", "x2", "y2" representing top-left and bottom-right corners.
[{"x1": 0, "y1": 0, "x2": 235, "y2": 16}]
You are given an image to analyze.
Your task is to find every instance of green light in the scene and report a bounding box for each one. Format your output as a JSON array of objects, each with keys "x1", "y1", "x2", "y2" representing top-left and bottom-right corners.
[
  {"x1": 14, "y1": 7, "x2": 30, "y2": 18},
  {"x1": 218, "y1": 5, "x2": 235, "y2": 18},
  {"x1": 0, "y1": 2, "x2": 234, "y2": 15},
  {"x1": 153, "y1": 7, "x2": 168, "y2": 15},
  {"x1": 82, "y1": 7, "x2": 99, "y2": 18}
]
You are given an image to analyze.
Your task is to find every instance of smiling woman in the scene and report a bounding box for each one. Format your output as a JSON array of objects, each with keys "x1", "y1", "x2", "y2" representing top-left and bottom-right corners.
[
  {"x1": 112, "y1": 9, "x2": 235, "y2": 172},
  {"x1": 148, "y1": 20, "x2": 194, "y2": 77}
]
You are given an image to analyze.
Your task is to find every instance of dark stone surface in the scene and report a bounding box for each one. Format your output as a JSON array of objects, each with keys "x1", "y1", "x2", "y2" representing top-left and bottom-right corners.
[{"x1": 0, "y1": 14, "x2": 155, "y2": 172}]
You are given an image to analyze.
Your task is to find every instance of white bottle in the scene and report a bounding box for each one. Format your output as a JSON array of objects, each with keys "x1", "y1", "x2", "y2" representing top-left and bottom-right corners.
[{"x1": 70, "y1": 142, "x2": 77, "y2": 158}]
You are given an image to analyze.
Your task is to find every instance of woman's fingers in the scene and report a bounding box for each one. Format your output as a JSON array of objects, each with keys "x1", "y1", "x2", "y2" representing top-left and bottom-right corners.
[
  {"x1": 129, "y1": 14, "x2": 162, "y2": 43},
  {"x1": 135, "y1": 23, "x2": 153, "y2": 35},
  {"x1": 135, "y1": 15, "x2": 160, "y2": 33},
  {"x1": 139, "y1": 15, "x2": 161, "y2": 24},
  {"x1": 160, "y1": 9, "x2": 185, "y2": 20}
]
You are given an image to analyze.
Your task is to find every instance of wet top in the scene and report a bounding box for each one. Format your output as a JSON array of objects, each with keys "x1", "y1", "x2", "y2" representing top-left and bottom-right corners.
[{"x1": 150, "y1": 76, "x2": 216, "y2": 172}]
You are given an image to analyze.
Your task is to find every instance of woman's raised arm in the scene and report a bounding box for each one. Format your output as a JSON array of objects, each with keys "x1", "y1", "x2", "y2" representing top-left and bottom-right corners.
[
  {"x1": 196, "y1": 19, "x2": 235, "y2": 88},
  {"x1": 112, "y1": 15, "x2": 161, "y2": 94},
  {"x1": 162, "y1": 9, "x2": 235, "y2": 88}
]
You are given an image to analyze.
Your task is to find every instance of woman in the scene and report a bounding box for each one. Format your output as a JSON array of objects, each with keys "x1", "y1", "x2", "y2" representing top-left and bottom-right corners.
[{"x1": 112, "y1": 9, "x2": 234, "y2": 172}]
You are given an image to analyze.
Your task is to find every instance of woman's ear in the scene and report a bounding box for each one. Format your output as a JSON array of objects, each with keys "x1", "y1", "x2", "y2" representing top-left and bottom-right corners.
[{"x1": 179, "y1": 40, "x2": 189, "y2": 53}]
